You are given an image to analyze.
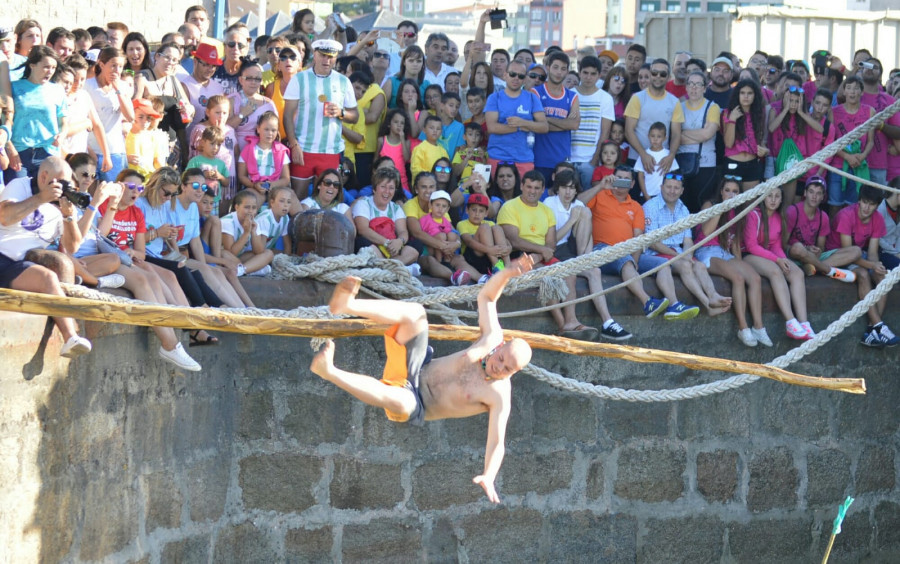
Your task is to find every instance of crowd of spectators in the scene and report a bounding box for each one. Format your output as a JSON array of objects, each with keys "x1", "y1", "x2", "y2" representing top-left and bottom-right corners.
[{"x1": 2, "y1": 7, "x2": 899, "y2": 368}]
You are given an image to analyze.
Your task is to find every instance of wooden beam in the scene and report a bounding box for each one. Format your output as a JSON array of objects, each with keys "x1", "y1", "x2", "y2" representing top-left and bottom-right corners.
[{"x1": 0, "y1": 288, "x2": 865, "y2": 394}]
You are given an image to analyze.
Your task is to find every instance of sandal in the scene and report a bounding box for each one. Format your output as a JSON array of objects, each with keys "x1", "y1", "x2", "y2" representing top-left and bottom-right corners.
[
  {"x1": 189, "y1": 330, "x2": 219, "y2": 347},
  {"x1": 559, "y1": 324, "x2": 599, "y2": 341}
]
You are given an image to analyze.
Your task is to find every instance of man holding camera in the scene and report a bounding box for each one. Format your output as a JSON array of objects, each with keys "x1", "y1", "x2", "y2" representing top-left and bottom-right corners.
[{"x1": 0, "y1": 156, "x2": 92, "y2": 358}]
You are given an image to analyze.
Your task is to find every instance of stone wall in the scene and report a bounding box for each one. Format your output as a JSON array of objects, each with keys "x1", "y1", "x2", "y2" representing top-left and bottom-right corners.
[
  {"x1": 0, "y1": 277, "x2": 898, "y2": 563},
  {"x1": 4, "y1": 0, "x2": 215, "y2": 45}
]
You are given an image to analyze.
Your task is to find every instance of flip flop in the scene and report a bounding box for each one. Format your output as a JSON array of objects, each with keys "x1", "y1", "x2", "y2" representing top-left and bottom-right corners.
[
  {"x1": 559, "y1": 325, "x2": 599, "y2": 341},
  {"x1": 189, "y1": 330, "x2": 219, "y2": 347}
]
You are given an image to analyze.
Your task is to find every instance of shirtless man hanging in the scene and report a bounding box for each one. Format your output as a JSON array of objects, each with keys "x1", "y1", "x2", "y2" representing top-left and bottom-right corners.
[{"x1": 311, "y1": 255, "x2": 534, "y2": 503}]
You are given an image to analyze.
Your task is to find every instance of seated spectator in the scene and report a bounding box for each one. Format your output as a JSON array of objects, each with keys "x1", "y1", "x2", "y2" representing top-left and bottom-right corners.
[
  {"x1": 403, "y1": 172, "x2": 466, "y2": 282},
  {"x1": 877, "y1": 178, "x2": 900, "y2": 270},
  {"x1": 300, "y1": 169, "x2": 352, "y2": 219},
  {"x1": 457, "y1": 193, "x2": 511, "y2": 283},
  {"x1": 499, "y1": 170, "x2": 598, "y2": 340},
  {"x1": 220, "y1": 190, "x2": 276, "y2": 277},
  {"x1": 351, "y1": 167, "x2": 420, "y2": 275},
  {"x1": 0, "y1": 156, "x2": 92, "y2": 358}
]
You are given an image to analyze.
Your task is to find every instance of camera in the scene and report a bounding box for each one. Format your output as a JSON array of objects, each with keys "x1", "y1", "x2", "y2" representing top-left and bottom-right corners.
[
  {"x1": 59, "y1": 179, "x2": 91, "y2": 209},
  {"x1": 859, "y1": 61, "x2": 875, "y2": 69},
  {"x1": 612, "y1": 177, "x2": 632, "y2": 189},
  {"x1": 489, "y1": 8, "x2": 507, "y2": 30},
  {"x1": 812, "y1": 50, "x2": 829, "y2": 75}
]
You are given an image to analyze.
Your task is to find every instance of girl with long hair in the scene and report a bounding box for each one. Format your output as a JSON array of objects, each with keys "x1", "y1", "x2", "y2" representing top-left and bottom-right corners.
[{"x1": 723, "y1": 78, "x2": 769, "y2": 192}]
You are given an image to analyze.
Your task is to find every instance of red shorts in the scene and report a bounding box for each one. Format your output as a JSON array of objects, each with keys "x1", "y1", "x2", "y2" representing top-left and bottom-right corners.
[{"x1": 289, "y1": 152, "x2": 341, "y2": 180}]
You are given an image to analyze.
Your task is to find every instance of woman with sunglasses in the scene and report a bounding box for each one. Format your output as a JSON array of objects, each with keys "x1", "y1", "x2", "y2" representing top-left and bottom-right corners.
[
  {"x1": 264, "y1": 46, "x2": 302, "y2": 140},
  {"x1": 133, "y1": 42, "x2": 194, "y2": 169},
  {"x1": 432, "y1": 157, "x2": 455, "y2": 194},
  {"x1": 677, "y1": 71, "x2": 720, "y2": 213},
  {"x1": 300, "y1": 169, "x2": 352, "y2": 219},
  {"x1": 723, "y1": 78, "x2": 769, "y2": 192},
  {"x1": 602, "y1": 66, "x2": 631, "y2": 120},
  {"x1": 228, "y1": 59, "x2": 277, "y2": 154}
]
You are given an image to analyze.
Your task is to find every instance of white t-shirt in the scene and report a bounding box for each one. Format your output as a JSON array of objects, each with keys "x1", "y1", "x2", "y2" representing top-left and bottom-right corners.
[
  {"x1": 255, "y1": 208, "x2": 290, "y2": 250},
  {"x1": 300, "y1": 197, "x2": 350, "y2": 216},
  {"x1": 570, "y1": 87, "x2": 615, "y2": 163},
  {"x1": 351, "y1": 196, "x2": 406, "y2": 222},
  {"x1": 221, "y1": 212, "x2": 264, "y2": 253},
  {"x1": 634, "y1": 148, "x2": 679, "y2": 198},
  {"x1": 59, "y1": 90, "x2": 94, "y2": 155},
  {"x1": 543, "y1": 195, "x2": 585, "y2": 246},
  {"x1": 85, "y1": 78, "x2": 127, "y2": 154},
  {"x1": 0, "y1": 178, "x2": 64, "y2": 260}
]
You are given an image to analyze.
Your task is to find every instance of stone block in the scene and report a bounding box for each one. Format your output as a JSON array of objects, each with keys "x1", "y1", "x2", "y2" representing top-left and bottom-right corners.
[
  {"x1": 412, "y1": 457, "x2": 484, "y2": 510},
  {"x1": 586, "y1": 456, "x2": 604, "y2": 500},
  {"x1": 284, "y1": 527, "x2": 333, "y2": 563},
  {"x1": 187, "y1": 456, "x2": 230, "y2": 523},
  {"x1": 532, "y1": 394, "x2": 597, "y2": 442},
  {"x1": 807, "y1": 449, "x2": 851, "y2": 508},
  {"x1": 212, "y1": 521, "x2": 279, "y2": 564},
  {"x1": 238, "y1": 392, "x2": 273, "y2": 440},
  {"x1": 78, "y1": 479, "x2": 139, "y2": 561},
  {"x1": 173, "y1": 398, "x2": 230, "y2": 458},
  {"x1": 747, "y1": 447, "x2": 798, "y2": 512},
  {"x1": 363, "y1": 407, "x2": 430, "y2": 450},
  {"x1": 856, "y1": 445, "x2": 895, "y2": 494},
  {"x1": 696, "y1": 449, "x2": 739, "y2": 503},
  {"x1": 426, "y1": 518, "x2": 459, "y2": 563},
  {"x1": 614, "y1": 445, "x2": 686, "y2": 502},
  {"x1": 758, "y1": 384, "x2": 830, "y2": 440},
  {"x1": 144, "y1": 471, "x2": 182, "y2": 532},
  {"x1": 239, "y1": 453, "x2": 322, "y2": 514},
  {"x1": 126, "y1": 402, "x2": 175, "y2": 470},
  {"x1": 838, "y1": 372, "x2": 900, "y2": 439},
  {"x1": 283, "y1": 393, "x2": 352, "y2": 445},
  {"x1": 816, "y1": 510, "x2": 871, "y2": 564},
  {"x1": 459, "y1": 508, "x2": 543, "y2": 561},
  {"x1": 341, "y1": 519, "x2": 422, "y2": 563},
  {"x1": 602, "y1": 401, "x2": 670, "y2": 440},
  {"x1": 875, "y1": 501, "x2": 900, "y2": 550},
  {"x1": 501, "y1": 450, "x2": 574, "y2": 496},
  {"x1": 728, "y1": 518, "x2": 813, "y2": 564},
  {"x1": 442, "y1": 413, "x2": 489, "y2": 450},
  {"x1": 639, "y1": 515, "x2": 725, "y2": 563},
  {"x1": 330, "y1": 456, "x2": 403, "y2": 510},
  {"x1": 160, "y1": 535, "x2": 210, "y2": 563},
  {"x1": 548, "y1": 512, "x2": 637, "y2": 563},
  {"x1": 677, "y1": 390, "x2": 749, "y2": 440}
]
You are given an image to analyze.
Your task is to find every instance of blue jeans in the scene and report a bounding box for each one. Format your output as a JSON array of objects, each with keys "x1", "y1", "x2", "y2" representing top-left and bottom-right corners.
[
  {"x1": 827, "y1": 170, "x2": 860, "y2": 207},
  {"x1": 594, "y1": 242, "x2": 636, "y2": 275},
  {"x1": 3, "y1": 147, "x2": 52, "y2": 183},
  {"x1": 572, "y1": 161, "x2": 595, "y2": 191},
  {"x1": 97, "y1": 153, "x2": 128, "y2": 183}
]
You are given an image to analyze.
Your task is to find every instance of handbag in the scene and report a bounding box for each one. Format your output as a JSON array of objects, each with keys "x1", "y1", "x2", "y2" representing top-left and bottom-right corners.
[
  {"x1": 675, "y1": 99, "x2": 711, "y2": 177},
  {"x1": 96, "y1": 233, "x2": 133, "y2": 266}
]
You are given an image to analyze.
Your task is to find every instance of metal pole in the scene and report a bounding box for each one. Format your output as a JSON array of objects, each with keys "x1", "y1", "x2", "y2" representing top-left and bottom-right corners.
[{"x1": 258, "y1": 0, "x2": 268, "y2": 38}]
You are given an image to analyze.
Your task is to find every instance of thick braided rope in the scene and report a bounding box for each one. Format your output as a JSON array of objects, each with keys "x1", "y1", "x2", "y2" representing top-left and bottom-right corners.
[{"x1": 524, "y1": 264, "x2": 900, "y2": 401}]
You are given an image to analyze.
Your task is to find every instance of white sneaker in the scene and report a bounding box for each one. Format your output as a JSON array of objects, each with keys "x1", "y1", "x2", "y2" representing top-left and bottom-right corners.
[
  {"x1": 737, "y1": 328, "x2": 758, "y2": 347},
  {"x1": 751, "y1": 326, "x2": 773, "y2": 347},
  {"x1": 786, "y1": 319, "x2": 810, "y2": 340},
  {"x1": 159, "y1": 343, "x2": 202, "y2": 371},
  {"x1": 61, "y1": 335, "x2": 92, "y2": 358},
  {"x1": 477, "y1": 274, "x2": 491, "y2": 284},
  {"x1": 96, "y1": 273, "x2": 126, "y2": 289},
  {"x1": 236, "y1": 263, "x2": 246, "y2": 277},
  {"x1": 248, "y1": 265, "x2": 272, "y2": 277},
  {"x1": 406, "y1": 263, "x2": 421, "y2": 277},
  {"x1": 801, "y1": 321, "x2": 816, "y2": 339}
]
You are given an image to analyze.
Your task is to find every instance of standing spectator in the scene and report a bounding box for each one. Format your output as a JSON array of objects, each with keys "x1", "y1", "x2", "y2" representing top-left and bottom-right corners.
[
  {"x1": 176, "y1": 23, "x2": 202, "y2": 77},
  {"x1": 1, "y1": 22, "x2": 28, "y2": 82},
  {"x1": 767, "y1": 75, "x2": 821, "y2": 208},
  {"x1": 603, "y1": 66, "x2": 631, "y2": 120},
  {"x1": 596, "y1": 50, "x2": 617, "y2": 81},
  {"x1": 705, "y1": 56, "x2": 734, "y2": 110},
  {"x1": 282, "y1": 39, "x2": 359, "y2": 200},
  {"x1": 46, "y1": 27, "x2": 75, "y2": 60},
  {"x1": 666, "y1": 50, "x2": 691, "y2": 99},
  {"x1": 212, "y1": 23, "x2": 250, "y2": 96},
  {"x1": 185, "y1": 5, "x2": 211, "y2": 38},
  {"x1": 0, "y1": 156, "x2": 92, "y2": 358},
  {"x1": 122, "y1": 32, "x2": 151, "y2": 74},
  {"x1": 85, "y1": 47, "x2": 133, "y2": 181},
  {"x1": 227, "y1": 59, "x2": 278, "y2": 155},
  {"x1": 623, "y1": 44, "x2": 646, "y2": 93},
  {"x1": 386, "y1": 20, "x2": 419, "y2": 77},
  {"x1": 828, "y1": 76, "x2": 874, "y2": 214},
  {"x1": 860, "y1": 58, "x2": 897, "y2": 187},
  {"x1": 105, "y1": 22, "x2": 128, "y2": 50},
  {"x1": 533, "y1": 51, "x2": 580, "y2": 184},
  {"x1": 264, "y1": 45, "x2": 302, "y2": 140},
  {"x1": 624, "y1": 58, "x2": 683, "y2": 192},
  {"x1": 423, "y1": 33, "x2": 454, "y2": 89},
  {"x1": 485, "y1": 61, "x2": 548, "y2": 178},
  {"x1": 382, "y1": 45, "x2": 428, "y2": 110},
  {"x1": 677, "y1": 71, "x2": 720, "y2": 212},
  {"x1": 571, "y1": 56, "x2": 614, "y2": 190},
  {"x1": 722, "y1": 79, "x2": 769, "y2": 192},
  {"x1": 181, "y1": 38, "x2": 226, "y2": 130}
]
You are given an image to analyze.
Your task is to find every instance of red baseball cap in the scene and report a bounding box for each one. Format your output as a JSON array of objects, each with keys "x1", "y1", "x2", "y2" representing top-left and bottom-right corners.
[
  {"x1": 194, "y1": 38, "x2": 224, "y2": 66},
  {"x1": 467, "y1": 193, "x2": 490, "y2": 208}
]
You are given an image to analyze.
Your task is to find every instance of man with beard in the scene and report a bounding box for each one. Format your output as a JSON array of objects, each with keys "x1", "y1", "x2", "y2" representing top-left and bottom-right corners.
[
  {"x1": 860, "y1": 57, "x2": 900, "y2": 186},
  {"x1": 176, "y1": 22, "x2": 202, "y2": 76},
  {"x1": 666, "y1": 50, "x2": 691, "y2": 99},
  {"x1": 533, "y1": 50, "x2": 580, "y2": 184},
  {"x1": 705, "y1": 56, "x2": 734, "y2": 109},
  {"x1": 180, "y1": 38, "x2": 225, "y2": 129},
  {"x1": 445, "y1": 40, "x2": 459, "y2": 67}
]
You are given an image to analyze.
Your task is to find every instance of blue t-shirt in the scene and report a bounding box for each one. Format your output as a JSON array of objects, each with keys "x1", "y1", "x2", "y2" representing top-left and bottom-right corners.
[
  {"x1": 485, "y1": 88, "x2": 544, "y2": 163},
  {"x1": 419, "y1": 119, "x2": 465, "y2": 160},
  {"x1": 11, "y1": 79, "x2": 68, "y2": 153},
  {"x1": 171, "y1": 199, "x2": 201, "y2": 247},
  {"x1": 134, "y1": 198, "x2": 172, "y2": 258},
  {"x1": 532, "y1": 84, "x2": 578, "y2": 169}
]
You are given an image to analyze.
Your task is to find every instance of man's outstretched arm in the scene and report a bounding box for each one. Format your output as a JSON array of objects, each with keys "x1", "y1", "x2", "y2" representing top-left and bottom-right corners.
[
  {"x1": 473, "y1": 392, "x2": 511, "y2": 503},
  {"x1": 477, "y1": 255, "x2": 534, "y2": 338}
]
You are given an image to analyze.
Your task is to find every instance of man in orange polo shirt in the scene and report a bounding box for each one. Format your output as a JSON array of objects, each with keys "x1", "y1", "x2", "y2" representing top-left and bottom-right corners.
[{"x1": 577, "y1": 165, "x2": 668, "y2": 317}]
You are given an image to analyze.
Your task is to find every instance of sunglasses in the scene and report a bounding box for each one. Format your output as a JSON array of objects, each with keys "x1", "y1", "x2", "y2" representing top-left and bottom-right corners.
[
  {"x1": 320, "y1": 179, "x2": 341, "y2": 188},
  {"x1": 225, "y1": 41, "x2": 247, "y2": 50},
  {"x1": 650, "y1": 69, "x2": 669, "y2": 78},
  {"x1": 267, "y1": 47, "x2": 282, "y2": 54},
  {"x1": 373, "y1": 52, "x2": 390, "y2": 59},
  {"x1": 786, "y1": 85, "x2": 803, "y2": 93},
  {"x1": 188, "y1": 182, "x2": 213, "y2": 193},
  {"x1": 723, "y1": 174, "x2": 743, "y2": 181},
  {"x1": 767, "y1": 67, "x2": 778, "y2": 74},
  {"x1": 122, "y1": 69, "x2": 135, "y2": 77},
  {"x1": 400, "y1": 32, "x2": 416, "y2": 38},
  {"x1": 80, "y1": 171, "x2": 97, "y2": 179},
  {"x1": 243, "y1": 75, "x2": 263, "y2": 82},
  {"x1": 806, "y1": 176, "x2": 826, "y2": 187},
  {"x1": 664, "y1": 173, "x2": 683, "y2": 181},
  {"x1": 507, "y1": 72, "x2": 526, "y2": 80},
  {"x1": 279, "y1": 54, "x2": 297, "y2": 61},
  {"x1": 433, "y1": 166, "x2": 451, "y2": 174},
  {"x1": 612, "y1": 75, "x2": 626, "y2": 83},
  {"x1": 527, "y1": 72, "x2": 546, "y2": 81},
  {"x1": 686, "y1": 81, "x2": 705, "y2": 88},
  {"x1": 124, "y1": 183, "x2": 144, "y2": 192}
]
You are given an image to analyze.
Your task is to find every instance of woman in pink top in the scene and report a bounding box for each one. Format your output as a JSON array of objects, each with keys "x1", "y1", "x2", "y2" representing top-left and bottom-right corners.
[
  {"x1": 723, "y1": 79, "x2": 769, "y2": 192},
  {"x1": 742, "y1": 188, "x2": 813, "y2": 341}
]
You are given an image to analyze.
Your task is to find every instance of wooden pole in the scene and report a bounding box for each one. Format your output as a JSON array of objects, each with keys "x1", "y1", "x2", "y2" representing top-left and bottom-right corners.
[{"x1": 0, "y1": 288, "x2": 865, "y2": 394}]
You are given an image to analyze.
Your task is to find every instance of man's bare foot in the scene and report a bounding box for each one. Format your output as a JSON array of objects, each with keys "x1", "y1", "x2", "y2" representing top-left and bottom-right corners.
[
  {"x1": 329, "y1": 276, "x2": 362, "y2": 315},
  {"x1": 310, "y1": 340, "x2": 336, "y2": 379},
  {"x1": 707, "y1": 304, "x2": 732, "y2": 317},
  {"x1": 709, "y1": 295, "x2": 733, "y2": 309}
]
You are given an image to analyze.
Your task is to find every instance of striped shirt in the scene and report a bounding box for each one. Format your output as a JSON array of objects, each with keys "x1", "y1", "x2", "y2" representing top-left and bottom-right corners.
[
  {"x1": 283, "y1": 69, "x2": 357, "y2": 154},
  {"x1": 570, "y1": 87, "x2": 615, "y2": 163}
]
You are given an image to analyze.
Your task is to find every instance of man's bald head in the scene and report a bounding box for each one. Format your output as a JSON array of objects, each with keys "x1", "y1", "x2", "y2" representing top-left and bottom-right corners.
[{"x1": 38, "y1": 156, "x2": 73, "y2": 188}]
